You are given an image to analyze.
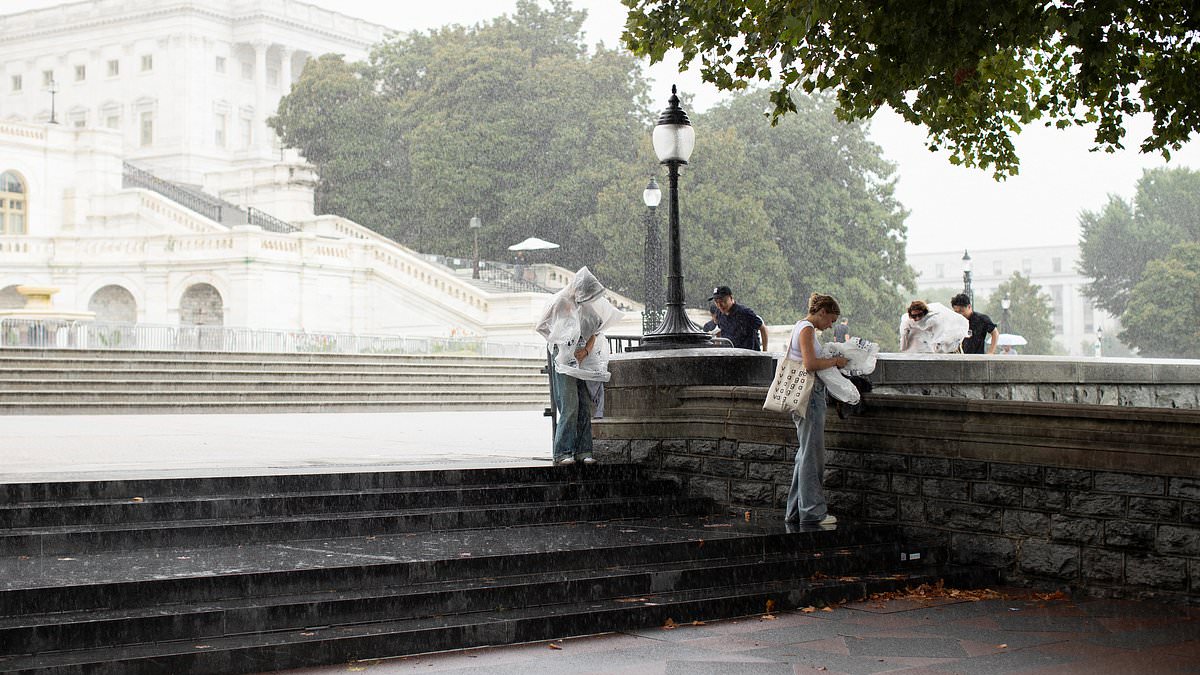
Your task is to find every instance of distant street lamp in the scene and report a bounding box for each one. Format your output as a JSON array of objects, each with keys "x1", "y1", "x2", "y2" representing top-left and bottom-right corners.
[
  {"x1": 961, "y1": 250, "x2": 973, "y2": 302},
  {"x1": 469, "y1": 216, "x2": 481, "y2": 279},
  {"x1": 1001, "y1": 293, "x2": 1011, "y2": 334},
  {"x1": 639, "y1": 86, "x2": 711, "y2": 348},
  {"x1": 47, "y1": 79, "x2": 59, "y2": 125},
  {"x1": 641, "y1": 177, "x2": 664, "y2": 332},
  {"x1": 1095, "y1": 325, "x2": 1104, "y2": 358}
]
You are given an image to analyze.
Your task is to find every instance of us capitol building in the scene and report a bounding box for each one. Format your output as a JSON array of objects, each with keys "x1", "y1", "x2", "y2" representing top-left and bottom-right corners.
[{"x1": 0, "y1": 0, "x2": 639, "y2": 348}]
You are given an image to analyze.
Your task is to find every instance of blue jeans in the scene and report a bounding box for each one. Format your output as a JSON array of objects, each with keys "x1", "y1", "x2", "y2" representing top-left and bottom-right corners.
[
  {"x1": 785, "y1": 381, "x2": 827, "y2": 522},
  {"x1": 551, "y1": 364, "x2": 593, "y2": 461}
]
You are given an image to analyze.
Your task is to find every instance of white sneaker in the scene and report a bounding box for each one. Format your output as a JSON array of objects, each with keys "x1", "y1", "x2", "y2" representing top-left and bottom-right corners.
[
  {"x1": 555, "y1": 457, "x2": 576, "y2": 466},
  {"x1": 817, "y1": 515, "x2": 838, "y2": 526},
  {"x1": 581, "y1": 457, "x2": 598, "y2": 465}
]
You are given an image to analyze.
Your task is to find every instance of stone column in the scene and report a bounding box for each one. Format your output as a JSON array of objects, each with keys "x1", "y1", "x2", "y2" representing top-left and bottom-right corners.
[
  {"x1": 280, "y1": 48, "x2": 293, "y2": 93},
  {"x1": 253, "y1": 41, "x2": 268, "y2": 155}
]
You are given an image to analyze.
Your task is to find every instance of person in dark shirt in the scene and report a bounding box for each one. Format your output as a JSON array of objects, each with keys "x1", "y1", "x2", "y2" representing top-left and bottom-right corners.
[
  {"x1": 702, "y1": 304, "x2": 719, "y2": 332},
  {"x1": 950, "y1": 293, "x2": 998, "y2": 354},
  {"x1": 833, "y1": 317, "x2": 850, "y2": 343},
  {"x1": 709, "y1": 285, "x2": 767, "y2": 351}
]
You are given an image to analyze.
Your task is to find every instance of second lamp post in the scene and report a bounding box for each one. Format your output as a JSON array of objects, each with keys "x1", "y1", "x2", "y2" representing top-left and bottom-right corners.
[{"x1": 641, "y1": 177, "x2": 665, "y2": 332}]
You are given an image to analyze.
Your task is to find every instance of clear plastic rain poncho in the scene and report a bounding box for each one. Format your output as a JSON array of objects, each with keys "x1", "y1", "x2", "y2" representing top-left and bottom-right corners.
[
  {"x1": 535, "y1": 267, "x2": 624, "y2": 382},
  {"x1": 900, "y1": 302, "x2": 969, "y2": 353}
]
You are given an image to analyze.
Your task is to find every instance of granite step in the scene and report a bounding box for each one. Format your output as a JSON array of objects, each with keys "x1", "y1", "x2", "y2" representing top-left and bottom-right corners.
[
  {"x1": 0, "y1": 539, "x2": 939, "y2": 656},
  {"x1": 0, "y1": 479, "x2": 684, "y2": 528},
  {"x1": 0, "y1": 370, "x2": 549, "y2": 382},
  {"x1": 0, "y1": 400, "x2": 549, "y2": 415},
  {"x1": 0, "y1": 494, "x2": 716, "y2": 556},
  {"x1": 0, "y1": 565, "x2": 994, "y2": 675},
  {"x1": 1, "y1": 466, "x2": 644, "y2": 505},
  {"x1": 0, "y1": 380, "x2": 548, "y2": 393}
]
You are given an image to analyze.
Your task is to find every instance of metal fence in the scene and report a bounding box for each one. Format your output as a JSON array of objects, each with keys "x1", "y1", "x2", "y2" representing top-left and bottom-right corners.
[{"x1": 0, "y1": 318, "x2": 545, "y2": 358}]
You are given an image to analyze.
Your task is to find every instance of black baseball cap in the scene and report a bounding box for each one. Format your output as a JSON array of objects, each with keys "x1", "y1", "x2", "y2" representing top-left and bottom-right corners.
[{"x1": 708, "y1": 285, "x2": 733, "y2": 300}]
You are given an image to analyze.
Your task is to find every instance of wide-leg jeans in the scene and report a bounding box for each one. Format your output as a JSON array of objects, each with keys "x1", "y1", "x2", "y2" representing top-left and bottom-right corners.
[
  {"x1": 551, "y1": 364, "x2": 593, "y2": 461},
  {"x1": 785, "y1": 381, "x2": 828, "y2": 523}
]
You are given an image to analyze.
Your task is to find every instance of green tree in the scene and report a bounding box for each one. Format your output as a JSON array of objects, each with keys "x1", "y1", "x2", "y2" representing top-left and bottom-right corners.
[
  {"x1": 978, "y1": 273, "x2": 1054, "y2": 355},
  {"x1": 621, "y1": 1, "x2": 1200, "y2": 178},
  {"x1": 1119, "y1": 243, "x2": 1200, "y2": 358},
  {"x1": 273, "y1": 0, "x2": 652, "y2": 267},
  {"x1": 1079, "y1": 168, "x2": 1200, "y2": 319}
]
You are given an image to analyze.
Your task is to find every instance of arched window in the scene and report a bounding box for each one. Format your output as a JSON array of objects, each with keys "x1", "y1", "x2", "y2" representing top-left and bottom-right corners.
[
  {"x1": 0, "y1": 171, "x2": 27, "y2": 234},
  {"x1": 88, "y1": 285, "x2": 138, "y2": 323}
]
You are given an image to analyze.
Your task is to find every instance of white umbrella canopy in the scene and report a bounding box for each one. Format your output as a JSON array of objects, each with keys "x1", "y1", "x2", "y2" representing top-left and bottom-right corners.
[
  {"x1": 996, "y1": 333, "x2": 1028, "y2": 347},
  {"x1": 507, "y1": 237, "x2": 560, "y2": 251}
]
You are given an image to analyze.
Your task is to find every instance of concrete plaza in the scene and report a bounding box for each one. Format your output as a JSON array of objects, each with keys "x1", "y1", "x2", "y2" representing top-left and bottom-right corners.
[{"x1": 0, "y1": 411, "x2": 552, "y2": 483}]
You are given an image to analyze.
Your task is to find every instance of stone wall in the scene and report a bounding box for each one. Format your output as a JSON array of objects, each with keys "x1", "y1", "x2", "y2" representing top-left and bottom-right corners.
[{"x1": 595, "y1": 352, "x2": 1200, "y2": 602}]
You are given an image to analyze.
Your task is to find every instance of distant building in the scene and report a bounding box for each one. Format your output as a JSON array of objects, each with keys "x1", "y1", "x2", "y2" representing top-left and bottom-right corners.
[
  {"x1": 0, "y1": 1, "x2": 641, "y2": 345},
  {"x1": 908, "y1": 245, "x2": 1113, "y2": 356}
]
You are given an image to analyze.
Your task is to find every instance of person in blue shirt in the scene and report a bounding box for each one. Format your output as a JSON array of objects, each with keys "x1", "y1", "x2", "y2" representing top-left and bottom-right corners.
[{"x1": 709, "y1": 285, "x2": 767, "y2": 351}]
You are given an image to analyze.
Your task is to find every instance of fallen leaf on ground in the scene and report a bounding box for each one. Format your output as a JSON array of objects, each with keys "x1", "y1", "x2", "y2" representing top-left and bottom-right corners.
[
  {"x1": 801, "y1": 606, "x2": 817, "y2": 613},
  {"x1": 997, "y1": 643, "x2": 1008, "y2": 649},
  {"x1": 615, "y1": 597, "x2": 649, "y2": 603},
  {"x1": 765, "y1": 599, "x2": 776, "y2": 614},
  {"x1": 761, "y1": 614, "x2": 777, "y2": 620},
  {"x1": 821, "y1": 607, "x2": 834, "y2": 612},
  {"x1": 548, "y1": 643, "x2": 563, "y2": 650},
  {"x1": 131, "y1": 497, "x2": 144, "y2": 502},
  {"x1": 1033, "y1": 591, "x2": 1070, "y2": 602},
  {"x1": 692, "y1": 620, "x2": 705, "y2": 626},
  {"x1": 663, "y1": 618, "x2": 677, "y2": 629}
]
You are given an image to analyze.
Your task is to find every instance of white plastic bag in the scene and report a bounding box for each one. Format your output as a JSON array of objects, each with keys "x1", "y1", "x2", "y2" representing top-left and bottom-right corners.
[{"x1": 825, "y1": 337, "x2": 879, "y2": 377}]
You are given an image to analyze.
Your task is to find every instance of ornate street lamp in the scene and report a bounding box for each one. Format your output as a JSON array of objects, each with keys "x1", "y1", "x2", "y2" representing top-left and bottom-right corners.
[
  {"x1": 1095, "y1": 325, "x2": 1104, "y2": 358},
  {"x1": 641, "y1": 177, "x2": 664, "y2": 332},
  {"x1": 1001, "y1": 293, "x2": 1011, "y2": 334},
  {"x1": 961, "y1": 250, "x2": 973, "y2": 302},
  {"x1": 469, "y1": 216, "x2": 481, "y2": 279},
  {"x1": 639, "y1": 86, "x2": 711, "y2": 348}
]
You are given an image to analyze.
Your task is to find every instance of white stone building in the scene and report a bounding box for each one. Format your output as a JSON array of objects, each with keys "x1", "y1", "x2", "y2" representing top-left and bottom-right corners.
[
  {"x1": 908, "y1": 245, "x2": 1113, "y2": 356},
  {"x1": 0, "y1": 0, "x2": 643, "y2": 348}
]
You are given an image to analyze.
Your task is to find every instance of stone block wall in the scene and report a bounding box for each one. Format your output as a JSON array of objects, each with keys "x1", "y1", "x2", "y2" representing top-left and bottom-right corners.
[{"x1": 595, "y1": 381, "x2": 1200, "y2": 603}]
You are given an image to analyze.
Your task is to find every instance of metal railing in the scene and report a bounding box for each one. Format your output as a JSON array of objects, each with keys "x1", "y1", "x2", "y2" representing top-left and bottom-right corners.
[
  {"x1": 246, "y1": 207, "x2": 299, "y2": 234},
  {"x1": 122, "y1": 162, "x2": 228, "y2": 224},
  {"x1": 0, "y1": 318, "x2": 544, "y2": 358},
  {"x1": 124, "y1": 162, "x2": 298, "y2": 233},
  {"x1": 476, "y1": 262, "x2": 554, "y2": 293}
]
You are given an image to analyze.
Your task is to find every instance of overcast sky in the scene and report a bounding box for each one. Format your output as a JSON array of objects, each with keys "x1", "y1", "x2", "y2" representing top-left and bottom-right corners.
[{"x1": 7, "y1": 0, "x2": 1200, "y2": 253}]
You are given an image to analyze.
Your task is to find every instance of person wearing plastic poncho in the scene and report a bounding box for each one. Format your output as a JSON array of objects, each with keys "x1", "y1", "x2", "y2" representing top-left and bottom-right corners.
[
  {"x1": 536, "y1": 267, "x2": 623, "y2": 466},
  {"x1": 899, "y1": 300, "x2": 969, "y2": 353}
]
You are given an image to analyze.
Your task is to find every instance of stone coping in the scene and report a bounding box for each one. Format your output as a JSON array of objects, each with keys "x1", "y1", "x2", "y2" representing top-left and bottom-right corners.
[{"x1": 867, "y1": 353, "x2": 1200, "y2": 385}]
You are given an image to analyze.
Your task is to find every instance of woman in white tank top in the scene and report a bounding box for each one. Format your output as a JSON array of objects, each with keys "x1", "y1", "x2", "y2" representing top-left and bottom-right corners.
[{"x1": 784, "y1": 293, "x2": 849, "y2": 526}]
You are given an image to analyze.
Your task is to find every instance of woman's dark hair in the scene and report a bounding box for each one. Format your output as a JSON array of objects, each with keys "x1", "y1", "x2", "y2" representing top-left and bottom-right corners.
[{"x1": 907, "y1": 300, "x2": 929, "y2": 318}]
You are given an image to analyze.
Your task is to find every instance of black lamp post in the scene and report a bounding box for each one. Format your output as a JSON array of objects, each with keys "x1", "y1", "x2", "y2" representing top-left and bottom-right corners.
[
  {"x1": 641, "y1": 177, "x2": 664, "y2": 332},
  {"x1": 639, "y1": 86, "x2": 711, "y2": 348},
  {"x1": 1001, "y1": 293, "x2": 1011, "y2": 334},
  {"x1": 47, "y1": 79, "x2": 59, "y2": 125},
  {"x1": 961, "y1": 249, "x2": 973, "y2": 302},
  {"x1": 1095, "y1": 325, "x2": 1104, "y2": 358},
  {"x1": 469, "y1": 216, "x2": 481, "y2": 279}
]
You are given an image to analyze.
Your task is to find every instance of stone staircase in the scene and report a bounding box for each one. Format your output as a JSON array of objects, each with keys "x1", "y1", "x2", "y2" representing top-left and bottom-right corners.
[
  {"x1": 0, "y1": 349, "x2": 548, "y2": 414},
  {"x1": 0, "y1": 465, "x2": 998, "y2": 674}
]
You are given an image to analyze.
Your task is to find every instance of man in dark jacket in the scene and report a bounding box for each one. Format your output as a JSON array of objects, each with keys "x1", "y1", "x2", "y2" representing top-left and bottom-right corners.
[
  {"x1": 709, "y1": 285, "x2": 767, "y2": 351},
  {"x1": 951, "y1": 293, "x2": 999, "y2": 354}
]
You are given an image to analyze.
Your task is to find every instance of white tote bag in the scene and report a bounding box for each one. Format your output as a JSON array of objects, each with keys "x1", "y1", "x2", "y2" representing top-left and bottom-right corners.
[{"x1": 763, "y1": 355, "x2": 815, "y2": 416}]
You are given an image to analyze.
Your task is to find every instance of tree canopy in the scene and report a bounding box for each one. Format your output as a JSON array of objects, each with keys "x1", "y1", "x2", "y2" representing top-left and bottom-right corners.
[
  {"x1": 271, "y1": 1, "x2": 916, "y2": 343},
  {"x1": 621, "y1": 1, "x2": 1200, "y2": 178},
  {"x1": 978, "y1": 273, "x2": 1056, "y2": 355},
  {"x1": 1078, "y1": 167, "x2": 1200, "y2": 357}
]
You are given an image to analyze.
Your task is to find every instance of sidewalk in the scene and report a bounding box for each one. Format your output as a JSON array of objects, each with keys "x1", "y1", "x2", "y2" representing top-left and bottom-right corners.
[
  {"x1": 270, "y1": 587, "x2": 1200, "y2": 675},
  {"x1": 0, "y1": 410, "x2": 552, "y2": 483}
]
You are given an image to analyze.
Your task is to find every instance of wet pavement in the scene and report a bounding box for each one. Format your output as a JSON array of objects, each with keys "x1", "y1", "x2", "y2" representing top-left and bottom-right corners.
[
  {"x1": 0, "y1": 411, "x2": 552, "y2": 482},
  {"x1": 268, "y1": 589, "x2": 1200, "y2": 675}
]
